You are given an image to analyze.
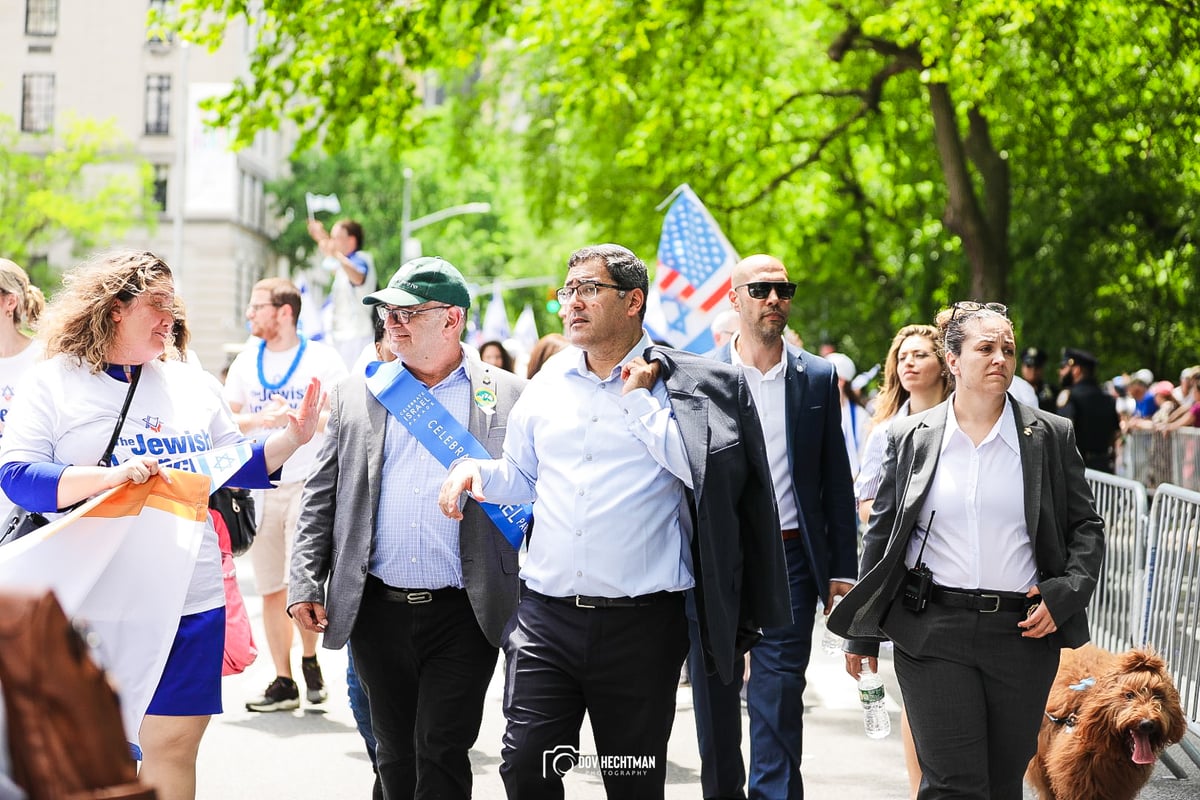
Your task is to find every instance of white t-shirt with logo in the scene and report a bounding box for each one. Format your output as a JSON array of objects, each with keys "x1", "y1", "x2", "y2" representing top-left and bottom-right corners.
[
  {"x1": 0, "y1": 355, "x2": 244, "y2": 614},
  {"x1": 223, "y1": 337, "x2": 347, "y2": 483},
  {"x1": 0, "y1": 339, "x2": 45, "y2": 521}
]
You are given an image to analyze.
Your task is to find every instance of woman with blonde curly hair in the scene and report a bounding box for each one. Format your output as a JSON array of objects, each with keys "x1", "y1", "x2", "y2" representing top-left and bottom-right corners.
[
  {"x1": 0, "y1": 258, "x2": 46, "y2": 519},
  {"x1": 0, "y1": 250, "x2": 324, "y2": 800}
]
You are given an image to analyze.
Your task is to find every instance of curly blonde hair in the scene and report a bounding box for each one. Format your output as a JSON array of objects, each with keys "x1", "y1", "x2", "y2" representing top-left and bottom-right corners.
[
  {"x1": 0, "y1": 258, "x2": 45, "y2": 330},
  {"x1": 41, "y1": 250, "x2": 178, "y2": 372}
]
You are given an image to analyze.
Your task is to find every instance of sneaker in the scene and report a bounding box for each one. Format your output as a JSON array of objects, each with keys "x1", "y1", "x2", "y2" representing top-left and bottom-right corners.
[
  {"x1": 245, "y1": 676, "x2": 300, "y2": 712},
  {"x1": 301, "y1": 656, "x2": 328, "y2": 704}
]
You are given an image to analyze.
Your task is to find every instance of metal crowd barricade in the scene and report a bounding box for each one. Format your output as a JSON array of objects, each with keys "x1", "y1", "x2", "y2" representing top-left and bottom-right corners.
[
  {"x1": 1142, "y1": 483, "x2": 1200, "y2": 753},
  {"x1": 1118, "y1": 427, "x2": 1200, "y2": 492},
  {"x1": 1084, "y1": 469, "x2": 1150, "y2": 653}
]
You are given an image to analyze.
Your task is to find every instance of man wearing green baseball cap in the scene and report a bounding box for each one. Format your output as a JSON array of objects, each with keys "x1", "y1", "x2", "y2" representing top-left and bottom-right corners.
[
  {"x1": 290, "y1": 255, "x2": 525, "y2": 799},
  {"x1": 361, "y1": 256, "x2": 473, "y2": 310}
]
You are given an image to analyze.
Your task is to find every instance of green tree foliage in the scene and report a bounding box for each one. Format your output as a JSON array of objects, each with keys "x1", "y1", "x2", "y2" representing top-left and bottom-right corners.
[
  {"x1": 0, "y1": 114, "x2": 158, "y2": 289},
  {"x1": 170, "y1": 0, "x2": 1200, "y2": 377},
  {"x1": 268, "y1": 118, "x2": 587, "y2": 337}
]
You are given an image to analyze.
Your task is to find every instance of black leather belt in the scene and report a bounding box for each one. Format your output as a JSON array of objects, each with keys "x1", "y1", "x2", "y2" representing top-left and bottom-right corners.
[
  {"x1": 930, "y1": 585, "x2": 1033, "y2": 614},
  {"x1": 526, "y1": 587, "x2": 677, "y2": 609},
  {"x1": 366, "y1": 575, "x2": 462, "y2": 605}
]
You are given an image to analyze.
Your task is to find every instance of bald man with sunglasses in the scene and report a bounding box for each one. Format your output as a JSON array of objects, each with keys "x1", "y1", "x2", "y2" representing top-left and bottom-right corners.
[{"x1": 688, "y1": 254, "x2": 857, "y2": 800}]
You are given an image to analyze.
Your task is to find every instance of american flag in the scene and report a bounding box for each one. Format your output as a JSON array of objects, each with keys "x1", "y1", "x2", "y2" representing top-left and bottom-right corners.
[{"x1": 644, "y1": 185, "x2": 738, "y2": 352}]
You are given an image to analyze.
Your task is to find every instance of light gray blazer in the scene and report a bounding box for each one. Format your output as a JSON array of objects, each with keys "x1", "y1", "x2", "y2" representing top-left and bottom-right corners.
[
  {"x1": 829, "y1": 394, "x2": 1105, "y2": 657},
  {"x1": 288, "y1": 355, "x2": 524, "y2": 649}
]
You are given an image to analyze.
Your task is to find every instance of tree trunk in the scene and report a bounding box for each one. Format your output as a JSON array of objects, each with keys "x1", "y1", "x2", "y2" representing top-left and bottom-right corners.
[{"x1": 926, "y1": 82, "x2": 1011, "y2": 301}]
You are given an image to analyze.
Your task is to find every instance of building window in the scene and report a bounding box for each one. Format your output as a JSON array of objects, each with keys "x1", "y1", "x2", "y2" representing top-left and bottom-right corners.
[
  {"x1": 144, "y1": 75, "x2": 171, "y2": 136},
  {"x1": 25, "y1": 0, "x2": 58, "y2": 36},
  {"x1": 147, "y1": 0, "x2": 174, "y2": 45},
  {"x1": 153, "y1": 164, "x2": 169, "y2": 211},
  {"x1": 21, "y1": 74, "x2": 54, "y2": 133}
]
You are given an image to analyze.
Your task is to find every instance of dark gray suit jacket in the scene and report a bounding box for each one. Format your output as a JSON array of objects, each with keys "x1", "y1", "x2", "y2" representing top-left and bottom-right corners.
[
  {"x1": 828, "y1": 395, "x2": 1105, "y2": 656},
  {"x1": 288, "y1": 355, "x2": 523, "y2": 649},
  {"x1": 649, "y1": 347, "x2": 791, "y2": 684}
]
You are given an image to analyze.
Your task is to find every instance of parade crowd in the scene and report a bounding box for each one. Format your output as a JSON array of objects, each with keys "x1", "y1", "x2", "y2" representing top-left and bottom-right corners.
[{"x1": 8, "y1": 225, "x2": 1188, "y2": 800}]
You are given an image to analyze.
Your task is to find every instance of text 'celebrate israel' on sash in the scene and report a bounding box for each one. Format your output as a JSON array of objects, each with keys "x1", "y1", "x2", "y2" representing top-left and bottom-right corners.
[
  {"x1": 364, "y1": 360, "x2": 531, "y2": 550},
  {"x1": 644, "y1": 183, "x2": 739, "y2": 353}
]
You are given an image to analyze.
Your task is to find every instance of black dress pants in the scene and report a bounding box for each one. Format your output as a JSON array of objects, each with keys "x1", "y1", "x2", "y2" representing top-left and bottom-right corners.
[
  {"x1": 889, "y1": 602, "x2": 1059, "y2": 800},
  {"x1": 350, "y1": 577, "x2": 499, "y2": 800},
  {"x1": 499, "y1": 588, "x2": 689, "y2": 800}
]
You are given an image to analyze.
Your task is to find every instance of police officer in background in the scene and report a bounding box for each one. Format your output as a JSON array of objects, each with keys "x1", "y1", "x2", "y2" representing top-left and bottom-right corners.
[
  {"x1": 1020, "y1": 346, "x2": 1058, "y2": 412},
  {"x1": 1057, "y1": 347, "x2": 1120, "y2": 472}
]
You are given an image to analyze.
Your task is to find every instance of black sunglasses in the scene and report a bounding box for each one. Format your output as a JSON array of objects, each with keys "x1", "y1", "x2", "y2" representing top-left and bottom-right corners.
[
  {"x1": 734, "y1": 281, "x2": 797, "y2": 300},
  {"x1": 949, "y1": 301, "x2": 1007, "y2": 321}
]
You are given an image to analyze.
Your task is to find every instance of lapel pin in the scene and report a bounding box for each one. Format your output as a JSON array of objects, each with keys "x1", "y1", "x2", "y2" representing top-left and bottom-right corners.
[
  {"x1": 474, "y1": 387, "x2": 497, "y2": 412},
  {"x1": 1023, "y1": 427, "x2": 1032, "y2": 436}
]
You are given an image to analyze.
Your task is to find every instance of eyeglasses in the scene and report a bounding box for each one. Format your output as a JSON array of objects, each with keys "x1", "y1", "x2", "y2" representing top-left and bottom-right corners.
[
  {"x1": 733, "y1": 281, "x2": 797, "y2": 300},
  {"x1": 949, "y1": 301, "x2": 1008, "y2": 321},
  {"x1": 376, "y1": 304, "x2": 452, "y2": 325},
  {"x1": 245, "y1": 302, "x2": 278, "y2": 313},
  {"x1": 556, "y1": 282, "x2": 627, "y2": 303}
]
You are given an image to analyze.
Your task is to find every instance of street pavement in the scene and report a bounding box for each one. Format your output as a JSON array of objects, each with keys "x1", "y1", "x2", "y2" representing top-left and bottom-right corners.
[{"x1": 195, "y1": 563, "x2": 1199, "y2": 799}]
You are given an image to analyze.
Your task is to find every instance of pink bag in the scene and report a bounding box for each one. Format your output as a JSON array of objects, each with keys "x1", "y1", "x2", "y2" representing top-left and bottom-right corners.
[{"x1": 211, "y1": 508, "x2": 257, "y2": 676}]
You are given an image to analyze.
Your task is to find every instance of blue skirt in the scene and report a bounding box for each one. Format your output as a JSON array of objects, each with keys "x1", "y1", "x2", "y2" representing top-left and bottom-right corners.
[{"x1": 145, "y1": 606, "x2": 226, "y2": 717}]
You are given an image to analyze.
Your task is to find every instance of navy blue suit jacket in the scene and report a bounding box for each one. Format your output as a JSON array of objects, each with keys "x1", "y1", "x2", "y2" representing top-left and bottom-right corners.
[{"x1": 712, "y1": 342, "x2": 858, "y2": 602}]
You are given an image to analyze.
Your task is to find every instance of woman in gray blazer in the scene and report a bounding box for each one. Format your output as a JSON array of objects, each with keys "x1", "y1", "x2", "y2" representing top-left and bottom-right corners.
[{"x1": 829, "y1": 301, "x2": 1105, "y2": 800}]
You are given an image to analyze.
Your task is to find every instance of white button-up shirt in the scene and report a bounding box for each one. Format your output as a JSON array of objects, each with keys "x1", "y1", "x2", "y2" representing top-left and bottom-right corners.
[
  {"x1": 729, "y1": 335, "x2": 800, "y2": 530},
  {"x1": 475, "y1": 334, "x2": 695, "y2": 598},
  {"x1": 907, "y1": 397, "x2": 1037, "y2": 592}
]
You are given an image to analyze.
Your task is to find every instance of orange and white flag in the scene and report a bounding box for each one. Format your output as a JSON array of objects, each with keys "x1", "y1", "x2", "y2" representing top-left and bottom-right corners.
[{"x1": 0, "y1": 470, "x2": 211, "y2": 742}]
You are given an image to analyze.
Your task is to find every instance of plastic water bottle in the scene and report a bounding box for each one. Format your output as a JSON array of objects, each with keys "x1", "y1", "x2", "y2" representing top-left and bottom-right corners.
[
  {"x1": 820, "y1": 597, "x2": 844, "y2": 656},
  {"x1": 858, "y1": 658, "x2": 891, "y2": 739}
]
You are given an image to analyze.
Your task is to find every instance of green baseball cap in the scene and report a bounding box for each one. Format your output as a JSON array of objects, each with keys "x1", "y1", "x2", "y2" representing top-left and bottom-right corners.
[{"x1": 363, "y1": 256, "x2": 471, "y2": 309}]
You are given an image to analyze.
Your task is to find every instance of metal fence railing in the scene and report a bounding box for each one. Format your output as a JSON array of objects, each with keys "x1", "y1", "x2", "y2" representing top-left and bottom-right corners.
[
  {"x1": 1142, "y1": 484, "x2": 1200, "y2": 741},
  {"x1": 1119, "y1": 427, "x2": 1200, "y2": 492},
  {"x1": 1085, "y1": 470, "x2": 1150, "y2": 653},
  {"x1": 1085, "y1": 473, "x2": 1200, "y2": 768}
]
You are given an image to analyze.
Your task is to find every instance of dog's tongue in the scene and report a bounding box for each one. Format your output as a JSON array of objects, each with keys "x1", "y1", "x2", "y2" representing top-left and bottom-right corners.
[{"x1": 1130, "y1": 730, "x2": 1156, "y2": 765}]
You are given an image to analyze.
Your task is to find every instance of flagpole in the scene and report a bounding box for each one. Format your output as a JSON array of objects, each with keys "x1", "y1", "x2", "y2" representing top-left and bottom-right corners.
[{"x1": 655, "y1": 183, "x2": 688, "y2": 212}]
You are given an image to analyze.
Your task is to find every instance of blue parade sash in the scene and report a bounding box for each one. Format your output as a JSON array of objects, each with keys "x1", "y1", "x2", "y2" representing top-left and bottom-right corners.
[{"x1": 364, "y1": 360, "x2": 531, "y2": 550}]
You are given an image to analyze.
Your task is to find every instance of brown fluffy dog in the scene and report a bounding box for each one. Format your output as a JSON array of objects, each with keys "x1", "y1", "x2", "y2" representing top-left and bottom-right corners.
[{"x1": 1026, "y1": 645, "x2": 1187, "y2": 800}]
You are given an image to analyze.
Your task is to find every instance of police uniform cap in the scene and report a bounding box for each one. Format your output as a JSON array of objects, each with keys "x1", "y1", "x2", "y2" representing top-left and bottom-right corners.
[
  {"x1": 1061, "y1": 348, "x2": 1098, "y2": 370},
  {"x1": 1021, "y1": 347, "x2": 1047, "y2": 368}
]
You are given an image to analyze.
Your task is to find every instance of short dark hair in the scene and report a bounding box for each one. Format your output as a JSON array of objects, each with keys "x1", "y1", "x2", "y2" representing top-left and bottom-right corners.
[
  {"x1": 336, "y1": 219, "x2": 364, "y2": 250},
  {"x1": 567, "y1": 244, "x2": 649, "y2": 320}
]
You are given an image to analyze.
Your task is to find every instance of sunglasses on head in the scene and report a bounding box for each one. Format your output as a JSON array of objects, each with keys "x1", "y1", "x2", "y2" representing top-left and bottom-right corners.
[
  {"x1": 949, "y1": 301, "x2": 1008, "y2": 321},
  {"x1": 734, "y1": 281, "x2": 797, "y2": 300}
]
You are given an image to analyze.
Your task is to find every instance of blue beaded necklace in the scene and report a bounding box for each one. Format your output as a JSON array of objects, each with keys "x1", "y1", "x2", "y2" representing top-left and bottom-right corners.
[{"x1": 257, "y1": 335, "x2": 307, "y2": 391}]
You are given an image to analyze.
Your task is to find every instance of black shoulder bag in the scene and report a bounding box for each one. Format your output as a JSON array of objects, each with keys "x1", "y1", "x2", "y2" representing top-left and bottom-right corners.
[
  {"x1": 0, "y1": 366, "x2": 142, "y2": 547},
  {"x1": 208, "y1": 486, "x2": 256, "y2": 557}
]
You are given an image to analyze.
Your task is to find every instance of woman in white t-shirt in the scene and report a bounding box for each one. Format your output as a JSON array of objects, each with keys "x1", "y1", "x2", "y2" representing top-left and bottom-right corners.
[
  {"x1": 0, "y1": 251, "x2": 323, "y2": 800},
  {"x1": 0, "y1": 258, "x2": 46, "y2": 522}
]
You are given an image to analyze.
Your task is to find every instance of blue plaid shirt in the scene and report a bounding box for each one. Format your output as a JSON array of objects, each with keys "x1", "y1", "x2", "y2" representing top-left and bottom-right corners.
[{"x1": 369, "y1": 362, "x2": 470, "y2": 589}]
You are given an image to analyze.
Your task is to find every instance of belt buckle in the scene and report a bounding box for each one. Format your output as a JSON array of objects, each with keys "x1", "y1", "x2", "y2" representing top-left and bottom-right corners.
[
  {"x1": 575, "y1": 595, "x2": 597, "y2": 609},
  {"x1": 978, "y1": 593, "x2": 1001, "y2": 613},
  {"x1": 405, "y1": 591, "x2": 433, "y2": 605}
]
